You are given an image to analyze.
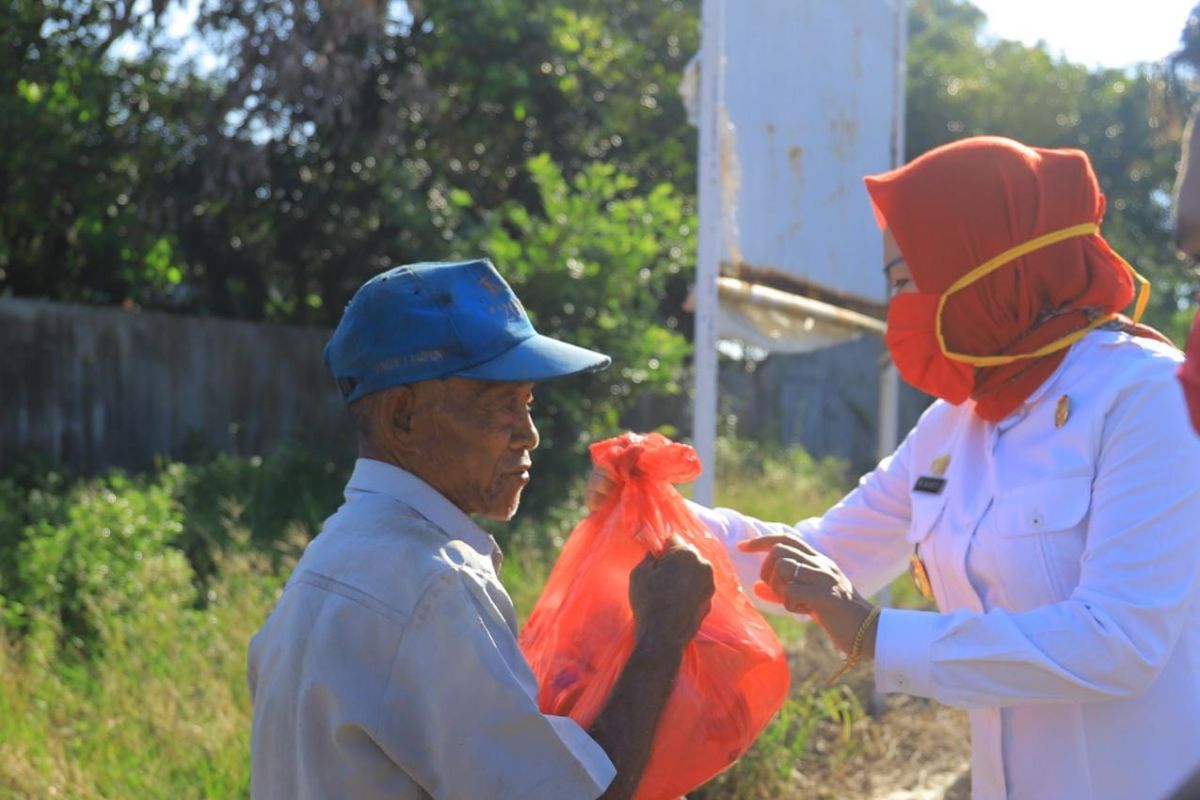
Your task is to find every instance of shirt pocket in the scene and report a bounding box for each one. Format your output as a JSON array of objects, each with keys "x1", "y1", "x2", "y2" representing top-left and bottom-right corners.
[{"x1": 992, "y1": 476, "x2": 1092, "y2": 602}]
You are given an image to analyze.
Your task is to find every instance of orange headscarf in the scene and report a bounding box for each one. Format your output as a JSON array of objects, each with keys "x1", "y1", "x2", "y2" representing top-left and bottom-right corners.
[{"x1": 865, "y1": 136, "x2": 1157, "y2": 422}]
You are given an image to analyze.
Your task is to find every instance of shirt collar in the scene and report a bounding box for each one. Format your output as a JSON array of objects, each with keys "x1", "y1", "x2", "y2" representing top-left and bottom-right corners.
[
  {"x1": 996, "y1": 329, "x2": 1118, "y2": 429},
  {"x1": 344, "y1": 458, "x2": 501, "y2": 564}
]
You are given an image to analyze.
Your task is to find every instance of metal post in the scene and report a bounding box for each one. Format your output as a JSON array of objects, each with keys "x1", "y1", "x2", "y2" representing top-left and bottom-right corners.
[
  {"x1": 872, "y1": 0, "x2": 908, "y2": 718},
  {"x1": 692, "y1": 0, "x2": 725, "y2": 506}
]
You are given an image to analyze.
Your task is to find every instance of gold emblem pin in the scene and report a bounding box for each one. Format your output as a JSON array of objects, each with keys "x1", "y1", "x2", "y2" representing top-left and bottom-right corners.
[
  {"x1": 930, "y1": 455, "x2": 951, "y2": 477},
  {"x1": 1055, "y1": 395, "x2": 1071, "y2": 428},
  {"x1": 909, "y1": 549, "x2": 934, "y2": 601}
]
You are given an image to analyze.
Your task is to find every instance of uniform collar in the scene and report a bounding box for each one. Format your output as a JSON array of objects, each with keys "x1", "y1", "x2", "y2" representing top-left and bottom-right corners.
[
  {"x1": 996, "y1": 329, "x2": 1120, "y2": 430},
  {"x1": 345, "y1": 458, "x2": 502, "y2": 566}
]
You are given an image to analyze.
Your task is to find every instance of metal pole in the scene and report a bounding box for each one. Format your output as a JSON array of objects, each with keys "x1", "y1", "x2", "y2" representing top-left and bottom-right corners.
[
  {"x1": 872, "y1": 0, "x2": 908, "y2": 718},
  {"x1": 693, "y1": 0, "x2": 725, "y2": 506}
]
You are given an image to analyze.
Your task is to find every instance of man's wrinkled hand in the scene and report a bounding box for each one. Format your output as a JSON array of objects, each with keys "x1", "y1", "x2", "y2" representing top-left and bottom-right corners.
[{"x1": 629, "y1": 538, "x2": 715, "y2": 649}]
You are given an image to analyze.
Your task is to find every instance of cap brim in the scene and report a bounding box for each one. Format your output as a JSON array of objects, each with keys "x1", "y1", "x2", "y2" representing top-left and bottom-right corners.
[{"x1": 454, "y1": 334, "x2": 611, "y2": 382}]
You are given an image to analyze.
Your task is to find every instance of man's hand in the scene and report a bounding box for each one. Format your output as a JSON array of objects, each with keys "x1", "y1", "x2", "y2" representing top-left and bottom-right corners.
[
  {"x1": 590, "y1": 540, "x2": 714, "y2": 799},
  {"x1": 629, "y1": 539, "x2": 715, "y2": 649},
  {"x1": 739, "y1": 535, "x2": 875, "y2": 658}
]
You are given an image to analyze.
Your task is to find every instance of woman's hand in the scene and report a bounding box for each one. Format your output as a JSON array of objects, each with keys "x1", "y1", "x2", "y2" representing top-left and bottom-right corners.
[
  {"x1": 585, "y1": 466, "x2": 617, "y2": 512},
  {"x1": 739, "y1": 535, "x2": 878, "y2": 658}
]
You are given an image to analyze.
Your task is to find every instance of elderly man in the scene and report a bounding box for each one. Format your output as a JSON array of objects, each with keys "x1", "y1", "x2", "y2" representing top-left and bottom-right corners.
[{"x1": 248, "y1": 259, "x2": 714, "y2": 800}]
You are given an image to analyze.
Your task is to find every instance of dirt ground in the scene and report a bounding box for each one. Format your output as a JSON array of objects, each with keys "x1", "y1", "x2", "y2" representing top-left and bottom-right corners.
[{"x1": 784, "y1": 630, "x2": 972, "y2": 800}]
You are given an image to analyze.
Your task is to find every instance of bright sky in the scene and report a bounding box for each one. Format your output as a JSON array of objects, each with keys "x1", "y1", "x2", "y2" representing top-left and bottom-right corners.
[{"x1": 971, "y1": 0, "x2": 1196, "y2": 69}]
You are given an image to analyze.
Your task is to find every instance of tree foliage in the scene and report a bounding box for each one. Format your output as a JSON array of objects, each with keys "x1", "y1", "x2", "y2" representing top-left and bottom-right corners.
[
  {"x1": 461, "y1": 153, "x2": 694, "y2": 507},
  {"x1": 2, "y1": 0, "x2": 698, "y2": 321}
]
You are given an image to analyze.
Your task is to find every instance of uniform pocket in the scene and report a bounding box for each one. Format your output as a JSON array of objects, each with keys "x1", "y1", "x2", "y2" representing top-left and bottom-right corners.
[
  {"x1": 994, "y1": 476, "x2": 1092, "y2": 537},
  {"x1": 991, "y1": 476, "x2": 1092, "y2": 602}
]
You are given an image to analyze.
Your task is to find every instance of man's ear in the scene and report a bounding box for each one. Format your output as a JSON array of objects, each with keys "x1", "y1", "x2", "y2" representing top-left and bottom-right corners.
[{"x1": 382, "y1": 385, "x2": 417, "y2": 442}]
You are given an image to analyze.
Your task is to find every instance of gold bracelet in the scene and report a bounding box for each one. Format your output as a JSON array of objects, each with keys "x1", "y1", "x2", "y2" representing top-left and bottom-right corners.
[{"x1": 825, "y1": 605, "x2": 881, "y2": 687}]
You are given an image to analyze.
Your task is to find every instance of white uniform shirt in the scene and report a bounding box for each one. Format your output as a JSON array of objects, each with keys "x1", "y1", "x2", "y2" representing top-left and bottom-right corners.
[
  {"x1": 699, "y1": 330, "x2": 1200, "y2": 800},
  {"x1": 248, "y1": 459, "x2": 615, "y2": 800}
]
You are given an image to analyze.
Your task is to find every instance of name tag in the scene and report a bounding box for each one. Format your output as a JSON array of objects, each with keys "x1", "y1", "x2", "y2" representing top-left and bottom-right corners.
[{"x1": 913, "y1": 476, "x2": 947, "y2": 495}]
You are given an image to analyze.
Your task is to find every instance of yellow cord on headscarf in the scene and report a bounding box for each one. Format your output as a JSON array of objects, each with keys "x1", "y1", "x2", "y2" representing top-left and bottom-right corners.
[{"x1": 934, "y1": 222, "x2": 1151, "y2": 368}]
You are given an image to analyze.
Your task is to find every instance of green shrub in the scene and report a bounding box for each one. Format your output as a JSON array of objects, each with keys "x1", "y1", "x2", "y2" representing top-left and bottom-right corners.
[
  {"x1": 8, "y1": 467, "x2": 188, "y2": 658},
  {"x1": 175, "y1": 448, "x2": 347, "y2": 585}
]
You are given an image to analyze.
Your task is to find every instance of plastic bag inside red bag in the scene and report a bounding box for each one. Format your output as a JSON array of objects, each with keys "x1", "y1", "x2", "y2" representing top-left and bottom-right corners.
[{"x1": 520, "y1": 432, "x2": 791, "y2": 800}]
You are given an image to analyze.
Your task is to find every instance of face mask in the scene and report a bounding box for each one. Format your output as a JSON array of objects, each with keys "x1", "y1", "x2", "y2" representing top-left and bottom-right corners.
[
  {"x1": 885, "y1": 292, "x2": 974, "y2": 403},
  {"x1": 885, "y1": 222, "x2": 1150, "y2": 402}
]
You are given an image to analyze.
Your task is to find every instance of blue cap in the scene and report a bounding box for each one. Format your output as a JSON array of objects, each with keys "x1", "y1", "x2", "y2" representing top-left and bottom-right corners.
[{"x1": 324, "y1": 259, "x2": 611, "y2": 403}]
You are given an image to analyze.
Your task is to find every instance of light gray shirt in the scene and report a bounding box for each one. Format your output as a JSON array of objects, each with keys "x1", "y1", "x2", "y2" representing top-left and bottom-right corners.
[{"x1": 248, "y1": 458, "x2": 615, "y2": 800}]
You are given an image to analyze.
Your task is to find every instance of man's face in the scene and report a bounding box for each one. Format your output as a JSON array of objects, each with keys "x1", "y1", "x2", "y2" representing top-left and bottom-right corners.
[{"x1": 405, "y1": 378, "x2": 539, "y2": 520}]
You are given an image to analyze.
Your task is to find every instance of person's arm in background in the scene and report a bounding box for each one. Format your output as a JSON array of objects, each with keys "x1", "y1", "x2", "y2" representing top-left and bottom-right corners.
[
  {"x1": 1173, "y1": 107, "x2": 1200, "y2": 435},
  {"x1": 1175, "y1": 109, "x2": 1200, "y2": 257}
]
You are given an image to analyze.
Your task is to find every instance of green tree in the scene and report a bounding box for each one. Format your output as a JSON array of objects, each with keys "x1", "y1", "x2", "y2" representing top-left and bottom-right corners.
[
  {"x1": 147, "y1": 0, "x2": 700, "y2": 322},
  {"x1": 461, "y1": 153, "x2": 695, "y2": 511},
  {"x1": 2, "y1": 0, "x2": 699, "y2": 322},
  {"x1": 0, "y1": 0, "x2": 189, "y2": 306}
]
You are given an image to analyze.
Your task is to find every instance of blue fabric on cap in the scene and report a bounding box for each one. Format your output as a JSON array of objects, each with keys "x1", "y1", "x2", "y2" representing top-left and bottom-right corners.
[{"x1": 324, "y1": 259, "x2": 611, "y2": 403}]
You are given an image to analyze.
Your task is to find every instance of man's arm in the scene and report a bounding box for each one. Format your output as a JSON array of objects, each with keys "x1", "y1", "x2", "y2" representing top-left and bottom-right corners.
[{"x1": 587, "y1": 545, "x2": 714, "y2": 800}]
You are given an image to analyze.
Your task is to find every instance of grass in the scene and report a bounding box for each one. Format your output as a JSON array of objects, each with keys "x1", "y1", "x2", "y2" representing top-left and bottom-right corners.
[{"x1": 0, "y1": 438, "x2": 953, "y2": 799}]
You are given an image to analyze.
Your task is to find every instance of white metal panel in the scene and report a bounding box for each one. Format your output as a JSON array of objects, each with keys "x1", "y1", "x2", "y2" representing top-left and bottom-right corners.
[
  {"x1": 692, "y1": 0, "x2": 905, "y2": 502},
  {"x1": 721, "y1": 0, "x2": 904, "y2": 306}
]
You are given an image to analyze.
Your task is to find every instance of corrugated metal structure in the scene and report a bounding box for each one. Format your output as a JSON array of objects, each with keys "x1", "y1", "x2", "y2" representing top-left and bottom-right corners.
[{"x1": 0, "y1": 298, "x2": 351, "y2": 473}]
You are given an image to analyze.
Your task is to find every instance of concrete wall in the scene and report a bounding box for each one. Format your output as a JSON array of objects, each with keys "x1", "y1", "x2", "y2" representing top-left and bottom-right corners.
[{"x1": 0, "y1": 298, "x2": 352, "y2": 473}]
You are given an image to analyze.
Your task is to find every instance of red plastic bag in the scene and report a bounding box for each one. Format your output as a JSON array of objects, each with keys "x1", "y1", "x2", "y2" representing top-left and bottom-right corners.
[{"x1": 520, "y1": 433, "x2": 791, "y2": 800}]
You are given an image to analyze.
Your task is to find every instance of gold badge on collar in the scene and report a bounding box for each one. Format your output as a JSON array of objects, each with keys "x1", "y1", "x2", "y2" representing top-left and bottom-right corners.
[
  {"x1": 914, "y1": 454, "x2": 951, "y2": 495},
  {"x1": 1055, "y1": 395, "x2": 1071, "y2": 428},
  {"x1": 930, "y1": 455, "x2": 951, "y2": 477}
]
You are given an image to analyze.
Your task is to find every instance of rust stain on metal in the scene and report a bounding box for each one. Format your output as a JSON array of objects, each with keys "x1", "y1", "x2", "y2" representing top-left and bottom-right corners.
[
  {"x1": 787, "y1": 145, "x2": 804, "y2": 178},
  {"x1": 829, "y1": 114, "x2": 860, "y2": 161}
]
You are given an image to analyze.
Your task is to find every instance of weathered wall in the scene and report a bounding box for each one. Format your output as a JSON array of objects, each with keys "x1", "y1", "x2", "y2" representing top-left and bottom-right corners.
[
  {"x1": 0, "y1": 298, "x2": 352, "y2": 473},
  {"x1": 719, "y1": 337, "x2": 930, "y2": 474},
  {"x1": 2, "y1": 297, "x2": 925, "y2": 478}
]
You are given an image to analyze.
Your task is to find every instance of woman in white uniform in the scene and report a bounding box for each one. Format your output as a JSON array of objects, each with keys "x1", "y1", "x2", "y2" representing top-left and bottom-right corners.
[{"x1": 594, "y1": 137, "x2": 1200, "y2": 799}]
